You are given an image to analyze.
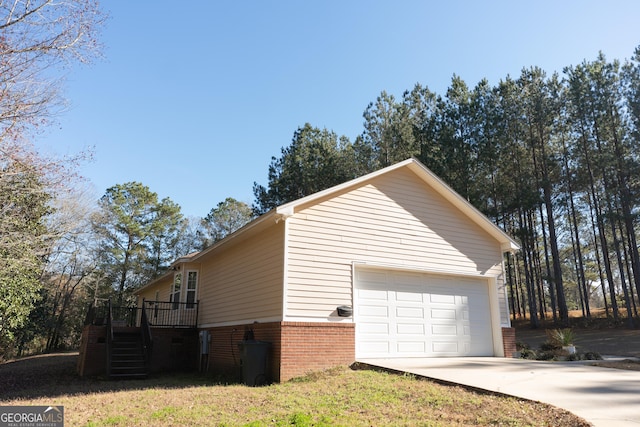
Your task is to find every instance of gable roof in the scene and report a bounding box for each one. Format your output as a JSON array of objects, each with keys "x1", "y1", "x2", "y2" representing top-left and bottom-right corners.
[
  {"x1": 137, "y1": 158, "x2": 519, "y2": 295},
  {"x1": 189, "y1": 158, "x2": 520, "y2": 262},
  {"x1": 276, "y1": 158, "x2": 520, "y2": 252}
]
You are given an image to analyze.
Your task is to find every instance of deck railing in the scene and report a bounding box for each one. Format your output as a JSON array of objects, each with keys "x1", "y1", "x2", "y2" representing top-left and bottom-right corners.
[
  {"x1": 140, "y1": 299, "x2": 153, "y2": 363},
  {"x1": 142, "y1": 300, "x2": 199, "y2": 328},
  {"x1": 84, "y1": 300, "x2": 198, "y2": 328}
]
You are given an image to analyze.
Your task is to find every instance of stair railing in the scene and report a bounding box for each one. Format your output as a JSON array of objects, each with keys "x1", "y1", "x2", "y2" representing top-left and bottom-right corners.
[
  {"x1": 83, "y1": 301, "x2": 95, "y2": 325},
  {"x1": 140, "y1": 298, "x2": 153, "y2": 366},
  {"x1": 106, "y1": 298, "x2": 114, "y2": 377}
]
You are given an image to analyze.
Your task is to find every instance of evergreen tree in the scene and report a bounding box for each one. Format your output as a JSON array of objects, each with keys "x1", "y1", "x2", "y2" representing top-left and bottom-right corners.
[
  {"x1": 0, "y1": 162, "x2": 50, "y2": 351},
  {"x1": 201, "y1": 197, "x2": 254, "y2": 246},
  {"x1": 92, "y1": 182, "x2": 185, "y2": 304},
  {"x1": 253, "y1": 124, "x2": 358, "y2": 214}
]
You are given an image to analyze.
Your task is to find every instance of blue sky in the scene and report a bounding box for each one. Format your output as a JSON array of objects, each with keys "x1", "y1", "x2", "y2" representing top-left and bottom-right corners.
[{"x1": 39, "y1": 1, "x2": 640, "y2": 218}]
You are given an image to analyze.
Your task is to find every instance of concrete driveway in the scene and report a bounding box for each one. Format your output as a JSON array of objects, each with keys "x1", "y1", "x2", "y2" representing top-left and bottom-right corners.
[{"x1": 359, "y1": 357, "x2": 640, "y2": 427}]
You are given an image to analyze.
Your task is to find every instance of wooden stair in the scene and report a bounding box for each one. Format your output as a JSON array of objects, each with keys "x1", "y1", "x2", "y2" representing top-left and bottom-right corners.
[{"x1": 109, "y1": 328, "x2": 147, "y2": 379}]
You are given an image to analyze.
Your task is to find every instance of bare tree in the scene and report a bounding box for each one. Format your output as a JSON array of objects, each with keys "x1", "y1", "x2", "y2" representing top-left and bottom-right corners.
[
  {"x1": 41, "y1": 188, "x2": 97, "y2": 351},
  {"x1": 0, "y1": 0, "x2": 104, "y2": 141}
]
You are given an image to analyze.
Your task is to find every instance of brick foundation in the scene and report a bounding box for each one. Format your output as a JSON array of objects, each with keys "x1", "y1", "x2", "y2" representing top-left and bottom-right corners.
[
  {"x1": 206, "y1": 321, "x2": 355, "y2": 382},
  {"x1": 502, "y1": 327, "x2": 517, "y2": 358},
  {"x1": 279, "y1": 322, "x2": 355, "y2": 381},
  {"x1": 206, "y1": 322, "x2": 282, "y2": 381}
]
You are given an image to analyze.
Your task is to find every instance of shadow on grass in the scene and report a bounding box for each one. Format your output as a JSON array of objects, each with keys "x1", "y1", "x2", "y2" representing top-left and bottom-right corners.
[{"x1": 0, "y1": 353, "x2": 242, "y2": 402}]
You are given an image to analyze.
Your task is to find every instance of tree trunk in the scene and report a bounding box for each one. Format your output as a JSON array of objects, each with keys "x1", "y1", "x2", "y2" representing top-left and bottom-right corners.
[
  {"x1": 505, "y1": 251, "x2": 518, "y2": 322},
  {"x1": 587, "y1": 195, "x2": 609, "y2": 316},
  {"x1": 519, "y1": 207, "x2": 540, "y2": 328},
  {"x1": 578, "y1": 124, "x2": 619, "y2": 321},
  {"x1": 562, "y1": 134, "x2": 590, "y2": 317},
  {"x1": 537, "y1": 203, "x2": 557, "y2": 321}
]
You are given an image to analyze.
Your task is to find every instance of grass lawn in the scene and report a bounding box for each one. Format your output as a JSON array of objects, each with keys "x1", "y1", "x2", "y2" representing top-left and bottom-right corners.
[{"x1": 1, "y1": 355, "x2": 587, "y2": 427}]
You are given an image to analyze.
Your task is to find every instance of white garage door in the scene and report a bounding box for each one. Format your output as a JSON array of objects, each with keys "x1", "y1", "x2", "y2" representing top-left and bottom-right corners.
[{"x1": 355, "y1": 269, "x2": 494, "y2": 358}]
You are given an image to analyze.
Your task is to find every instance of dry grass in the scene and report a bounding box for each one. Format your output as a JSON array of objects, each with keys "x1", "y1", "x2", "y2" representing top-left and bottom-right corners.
[
  {"x1": 0, "y1": 354, "x2": 588, "y2": 426},
  {"x1": 591, "y1": 359, "x2": 640, "y2": 371}
]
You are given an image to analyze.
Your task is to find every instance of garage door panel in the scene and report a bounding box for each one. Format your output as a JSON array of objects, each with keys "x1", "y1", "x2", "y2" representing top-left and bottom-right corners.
[
  {"x1": 432, "y1": 341, "x2": 459, "y2": 353},
  {"x1": 398, "y1": 341, "x2": 426, "y2": 353},
  {"x1": 430, "y1": 293, "x2": 455, "y2": 304},
  {"x1": 397, "y1": 323, "x2": 425, "y2": 335},
  {"x1": 396, "y1": 306, "x2": 424, "y2": 318},
  {"x1": 356, "y1": 269, "x2": 494, "y2": 358},
  {"x1": 359, "y1": 322, "x2": 389, "y2": 334},
  {"x1": 396, "y1": 291, "x2": 423, "y2": 302},
  {"x1": 432, "y1": 324, "x2": 457, "y2": 335},
  {"x1": 359, "y1": 288, "x2": 388, "y2": 300},
  {"x1": 394, "y1": 273, "x2": 423, "y2": 285},
  {"x1": 363, "y1": 341, "x2": 391, "y2": 354},
  {"x1": 431, "y1": 308, "x2": 456, "y2": 319},
  {"x1": 359, "y1": 305, "x2": 389, "y2": 317}
]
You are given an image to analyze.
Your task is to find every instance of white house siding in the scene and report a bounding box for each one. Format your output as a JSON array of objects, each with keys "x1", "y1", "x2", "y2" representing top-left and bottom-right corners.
[
  {"x1": 197, "y1": 221, "x2": 285, "y2": 327},
  {"x1": 285, "y1": 167, "x2": 508, "y2": 324}
]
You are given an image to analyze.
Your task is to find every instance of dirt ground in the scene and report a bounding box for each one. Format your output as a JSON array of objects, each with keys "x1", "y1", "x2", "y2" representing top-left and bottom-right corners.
[
  {"x1": 0, "y1": 352, "x2": 82, "y2": 401},
  {"x1": 515, "y1": 326, "x2": 640, "y2": 357},
  {"x1": 515, "y1": 324, "x2": 640, "y2": 371}
]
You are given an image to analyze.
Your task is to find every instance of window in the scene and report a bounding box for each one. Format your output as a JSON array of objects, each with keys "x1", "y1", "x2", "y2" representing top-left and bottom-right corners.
[
  {"x1": 186, "y1": 271, "x2": 198, "y2": 309},
  {"x1": 171, "y1": 273, "x2": 182, "y2": 309}
]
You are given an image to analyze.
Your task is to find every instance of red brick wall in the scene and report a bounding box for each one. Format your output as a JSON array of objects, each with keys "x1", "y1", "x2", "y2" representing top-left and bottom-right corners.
[
  {"x1": 206, "y1": 321, "x2": 355, "y2": 383},
  {"x1": 502, "y1": 327, "x2": 517, "y2": 357},
  {"x1": 206, "y1": 323, "x2": 282, "y2": 380},
  {"x1": 279, "y1": 322, "x2": 355, "y2": 382}
]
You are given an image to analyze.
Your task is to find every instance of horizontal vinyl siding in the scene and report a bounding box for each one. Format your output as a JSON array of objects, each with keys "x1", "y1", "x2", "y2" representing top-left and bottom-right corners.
[
  {"x1": 138, "y1": 261, "x2": 202, "y2": 304},
  {"x1": 198, "y1": 221, "x2": 285, "y2": 326},
  {"x1": 286, "y1": 168, "x2": 507, "y2": 322},
  {"x1": 137, "y1": 277, "x2": 172, "y2": 303}
]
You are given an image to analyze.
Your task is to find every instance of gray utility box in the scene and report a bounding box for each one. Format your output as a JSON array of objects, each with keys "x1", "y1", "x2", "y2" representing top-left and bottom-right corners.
[{"x1": 237, "y1": 340, "x2": 271, "y2": 386}]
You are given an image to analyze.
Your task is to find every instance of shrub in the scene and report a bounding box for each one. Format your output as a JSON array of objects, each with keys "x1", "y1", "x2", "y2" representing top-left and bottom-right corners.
[
  {"x1": 582, "y1": 351, "x2": 603, "y2": 360},
  {"x1": 540, "y1": 341, "x2": 559, "y2": 351},
  {"x1": 537, "y1": 351, "x2": 557, "y2": 361},
  {"x1": 566, "y1": 353, "x2": 581, "y2": 361},
  {"x1": 546, "y1": 328, "x2": 575, "y2": 347},
  {"x1": 519, "y1": 348, "x2": 537, "y2": 359}
]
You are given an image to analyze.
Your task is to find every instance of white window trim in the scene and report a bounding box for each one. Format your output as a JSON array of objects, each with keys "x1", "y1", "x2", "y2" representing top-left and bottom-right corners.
[
  {"x1": 185, "y1": 270, "x2": 198, "y2": 310},
  {"x1": 171, "y1": 272, "x2": 182, "y2": 309}
]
